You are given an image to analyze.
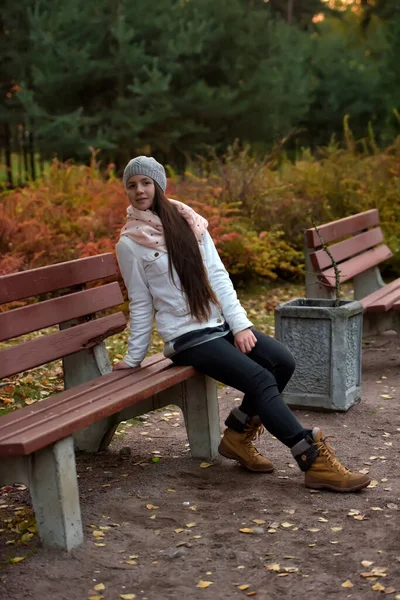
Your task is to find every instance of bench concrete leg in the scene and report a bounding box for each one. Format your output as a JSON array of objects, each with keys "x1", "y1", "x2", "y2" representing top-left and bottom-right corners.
[
  {"x1": 61, "y1": 339, "x2": 114, "y2": 452},
  {"x1": 353, "y1": 267, "x2": 385, "y2": 300},
  {"x1": 178, "y1": 374, "x2": 220, "y2": 461},
  {"x1": 28, "y1": 437, "x2": 83, "y2": 551}
]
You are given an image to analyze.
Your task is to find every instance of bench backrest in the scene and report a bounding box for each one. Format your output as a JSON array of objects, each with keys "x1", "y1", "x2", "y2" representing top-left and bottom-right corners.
[
  {"x1": 0, "y1": 253, "x2": 126, "y2": 379},
  {"x1": 305, "y1": 209, "x2": 392, "y2": 289}
]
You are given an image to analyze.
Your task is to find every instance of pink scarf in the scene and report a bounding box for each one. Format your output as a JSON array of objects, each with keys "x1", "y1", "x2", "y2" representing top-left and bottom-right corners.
[{"x1": 120, "y1": 198, "x2": 208, "y2": 252}]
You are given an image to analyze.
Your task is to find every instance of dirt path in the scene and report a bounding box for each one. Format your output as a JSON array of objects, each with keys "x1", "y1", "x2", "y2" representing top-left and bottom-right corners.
[{"x1": 1, "y1": 333, "x2": 399, "y2": 600}]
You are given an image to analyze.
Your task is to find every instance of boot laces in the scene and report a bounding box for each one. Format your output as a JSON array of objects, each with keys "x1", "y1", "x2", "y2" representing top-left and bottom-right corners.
[
  {"x1": 315, "y1": 436, "x2": 349, "y2": 475},
  {"x1": 243, "y1": 423, "x2": 265, "y2": 457}
]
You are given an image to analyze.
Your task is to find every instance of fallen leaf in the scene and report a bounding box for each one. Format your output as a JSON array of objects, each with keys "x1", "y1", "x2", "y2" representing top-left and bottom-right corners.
[
  {"x1": 368, "y1": 480, "x2": 379, "y2": 488},
  {"x1": 281, "y1": 522, "x2": 295, "y2": 528},
  {"x1": 277, "y1": 573, "x2": 289, "y2": 577},
  {"x1": 89, "y1": 596, "x2": 103, "y2": 600},
  {"x1": 196, "y1": 580, "x2": 213, "y2": 589},
  {"x1": 120, "y1": 595, "x2": 136, "y2": 600},
  {"x1": 361, "y1": 560, "x2": 374, "y2": 567},
  {"x1": 330, "y1": 527, "x2": 342, "y2": 532},
  {"x1": 125, "y1": 560, "x2": 137, "y2": 565},
  {"x1": 266, "y1": 563, "x2": 280, "y2": 572},
  {"x1": 341, "y1": 580, "x2": 353, "y2": 588},
  {"x1": 284, "y1": 567, "x2": 299, "y2": 573},
  {"x1": 308, "y1": 528, "x2": 320, "y2": 533},
  {"x1": 186, "y1": 522, "x2": 196, "y2": 528},
  {"x1": 380, "y1": 394, "x2": 393, "y2": 399},
  {"x1": 318, "y1": 517, "x2": 328, "y2": 523},
  {"x1": 384, "y1": 588, "x2": 397, "y2": 594},
  {"x1": 167, "y1": 489, "x2": 176, "y2": 493},
  {"x1": 252, "y1": 519, "x2": 266, "y2": 525},
  {"x1": 92, "y1": 530, "x2": 104, "y2": 537},
  {"x1": 94, "y1": 584, "x2": 105, "y2": 591},
  {"x1": 10, "y1": 556, "x2": 25, "y2": 563},
  {"x1": 174, "y1": 528, "x2": 184, "y2": 533},
  {"x1": 200, "y1": 462, "x2": 213, "y2": 468},
  {"x1": 372, "y1": 583, "x2": 385, "y2": 592},
  {"x1": 237, "y1": 584, "x2": 250, "y2": 590},
  {"x1": 247, "y1": 593, "x2": 257, "y2": 597},
  {"x1": 240, "y1": 528, "x2": 255, "y2": 534},
  {"x1": 145, "y1": 504, "x2": 159, "y2": 510},
  {"x1": 371, "y1": 507, "x2": 383, "y2": 511}
]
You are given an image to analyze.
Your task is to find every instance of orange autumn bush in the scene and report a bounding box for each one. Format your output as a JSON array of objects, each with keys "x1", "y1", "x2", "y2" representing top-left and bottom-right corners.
[{"x1": 0, "y1": 155, "x2": 302, "y2": 285}]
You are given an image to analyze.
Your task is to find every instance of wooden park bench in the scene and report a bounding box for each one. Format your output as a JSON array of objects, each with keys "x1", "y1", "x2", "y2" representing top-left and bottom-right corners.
[
  {"x1": 0, "y1": 253, "x2": 220, "y2": 551},
  {"x1": 305, "y1": 208, "x2": 400, "y2": 337}
]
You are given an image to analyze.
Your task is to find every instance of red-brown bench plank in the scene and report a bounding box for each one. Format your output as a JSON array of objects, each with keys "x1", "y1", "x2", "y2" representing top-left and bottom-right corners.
[
  {"x1": 317, "y1": 245, "x2": 393, "y2": 288},
  {"x1": 0, "y1": 253, "x2": 117, "y2": 304},
  {"x1": 0, "y1": 363, "x2": 195, "y2": 456},
  {"x1": 310, "y1": 227, "x2": 384, "y2": 271},
  {"x1": 0, "y1": 312, "x2": 126, "y2": 379},
  {"x1": 361, "y1": 278, "x2": 400, "y2": 312},
  {"x1": 0, "y1": 353, "x2": 166, "y2": 432},
  {"x1": 305, "y1": 209, "x2": 380, "y2": 248},
  {"x1": 0, "y1": 282, "x2": 124, "y2": 342}
]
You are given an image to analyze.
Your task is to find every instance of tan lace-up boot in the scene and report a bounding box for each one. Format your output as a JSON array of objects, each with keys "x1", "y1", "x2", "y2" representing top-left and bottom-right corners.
[
  {"x1": 303, "y1": 428, "x2": 370, "y2": 492},
  {"x1": 218, "y1": 417, "x2": 274, "y2": 473}
]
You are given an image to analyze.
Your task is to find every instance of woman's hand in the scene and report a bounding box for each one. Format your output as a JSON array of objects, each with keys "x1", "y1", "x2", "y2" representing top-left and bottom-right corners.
[
  {"x1": 234, "y1": 329, "x2": 257, "y2": 354},
  {"x1": 113, "y1": 359, "x2": 132, "y2": 370}
]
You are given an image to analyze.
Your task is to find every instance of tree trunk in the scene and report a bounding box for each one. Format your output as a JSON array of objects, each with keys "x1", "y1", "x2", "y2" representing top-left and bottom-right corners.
[{"x1": 287, "y1": 0, "x2": 294, "y2": 24}]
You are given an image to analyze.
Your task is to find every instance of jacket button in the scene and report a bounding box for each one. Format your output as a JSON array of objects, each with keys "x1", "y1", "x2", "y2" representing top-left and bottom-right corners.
[{"x1": 154, "y1": 252, "x2": 159, "y2": 257}]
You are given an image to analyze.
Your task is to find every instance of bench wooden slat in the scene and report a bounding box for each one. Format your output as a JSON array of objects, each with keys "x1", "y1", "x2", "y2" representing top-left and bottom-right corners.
[
  {"x1": 0, "y1": 363, "x2": 195, "y2": 456},
  {"x1": 0, "y1": 253, "x2": 117, "y2": 304},
  {"x1": 0, "y1": 312, "x2": 126, "y2": 379},
  {"x1": 317, "y1": 244, "x2": 393, "y2": 288},
  {"x1": 311, "y1": 227, "x2": 384, "y2": 272},
  {"x1": 363, "y1": 286, "x2": 400, "y2": 312},
  {"x1": 305, "y1": 209, "x2": 380, "y2": 248},
  {"x1": 361, "y1": 278, "x2": 400, "y2": 311},
  {"x1": 0, "y1": 356, "x2": 172, "y2": 445},
  {"x1": 0, "y1": 282, "x2": 124, "y2": 342},
  {"x1": 0, "y1": 354, "x2": 166, "y2": 435}
]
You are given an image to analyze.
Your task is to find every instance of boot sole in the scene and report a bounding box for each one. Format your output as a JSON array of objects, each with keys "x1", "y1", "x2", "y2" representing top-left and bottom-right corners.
[
  {"x1": 218, "y1": 446, "x2": 274, "y2": 473},
  {"x1": 305, "y1": 479, "x2": 371, "y2": 493}
]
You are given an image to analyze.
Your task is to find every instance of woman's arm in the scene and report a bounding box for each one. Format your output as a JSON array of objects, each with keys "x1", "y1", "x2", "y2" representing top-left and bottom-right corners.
[
  {"x1": 116, "y1": 238, "x2": 154, "y2": 367},
  {"x1": 203, "y1": 231, "x2": 253, "y2": 335}
]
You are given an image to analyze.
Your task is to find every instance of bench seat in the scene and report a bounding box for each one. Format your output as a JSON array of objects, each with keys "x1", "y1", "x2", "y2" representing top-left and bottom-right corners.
[{"x1": 0, "y1": 355, "x2": 195, "y2": 456}]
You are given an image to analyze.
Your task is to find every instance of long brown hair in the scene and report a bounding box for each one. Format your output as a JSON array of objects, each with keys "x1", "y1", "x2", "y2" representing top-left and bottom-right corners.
[{"x1": 152, "y1": 185, "x2": 220, "y2": 322}]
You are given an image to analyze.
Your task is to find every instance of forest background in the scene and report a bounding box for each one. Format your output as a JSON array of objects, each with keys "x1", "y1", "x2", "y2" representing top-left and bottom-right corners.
[{"x1": 1, "y1": 0, "x2": 400, "y2": 284}]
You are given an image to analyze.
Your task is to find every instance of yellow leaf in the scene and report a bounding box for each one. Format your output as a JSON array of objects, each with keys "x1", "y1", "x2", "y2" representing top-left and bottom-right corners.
[
  {"x1": 380, "y1": 394, "x2": 393, "y2": 399},
  {"x1": 186, "y1": 522, "x2": 197, "y2": 528},
  {"x1": 341, "y1": 580, "x2": 353, "y2": 588},
  {"x1": 372, "y1": 583, "x2": 385, "y2": 592},
  {"x1": 277, "y1": 573, "x2": 289, "y2": 577},
  {"x1": 284, "y1": 567, "x2": 299, "y2": 573},
  {"x1": 247, "y1": 593, "x2": 257, "y2": 597},
  {"x1": 129, "y1": 555, "x2": 139, "y2": 559},
  {"x1": 94, "y1": 584, "x2": 105, "y2": 592},
  {"x1": 10, "y1": 556, "x2": 26, "y2": 563},
  {"x1": 318, "y1": 517, "x2": 328, "y2": 523},
  {"x1": 149, "y1": 515, "x2": 156, "y2": 520},
  {"x1": 239, "y1": 528, "x2": 255, "y2": 534},
  {"x1": 361, "y1": 560, "x2": 374, "y2": 567},
  {"x1": 308, "y1": 528, "x2": 320, "y2": 533},
  {"x1": 353, "y1": 515, "x2": 367, "y2": 521},
  {"x1": 266, "y1": 563, "x2": 280, "y2": 572},
  {"x1": 125, "y1": 560, "x2": 137, "y2": 565},
  {"x1": 238, "y1": 585, "x2": 250, "y2": 590},
  {"x1": 89, "y1": 596, "x2": 103, "y2": 600},
  {"x1": 368, "y1": 480, "x2": 379, "y2": 488},
  {"x1": 196, "y1": 580, "x2": 213, "y2": 589},
  {"x1": 94, "y1": 543, "x2": 106, "y2": 547},
  {"x1": 145, "y1": 504, "x2": 159, "y2": 510},
  {"x1": 384, "y1": 588, "x2": 397, "y2": 595},
  {"x1": 200, "y1": 462, "x2": 213, "y2": 468},
  {"x1": 371, "y1": 507, "x2": 383, "y2": 511},
  {"x1": 251, "y1": 519, "x2": 266, "y2": 525},
  {"x1": 267, "y1": 529, "x2": 277, "y2": 534},
  {"x1": 167, "y1": 489, "x2": 176, "y2": 493},
  {"x1": 330, "y1": 527, "x2": 342, "y2": 532},
  {"x1": 93, "y1": 530, "x2": 105, "y2": 537},
  {"x1": 281, "y1": 522, "x2": 294, "y2": 528},
  {"x1": 120, "y1": 595, "x2": 136, "y2": 600},
  {"x1": 174, "y1": 528, "x2": 184, "y2": 533}
]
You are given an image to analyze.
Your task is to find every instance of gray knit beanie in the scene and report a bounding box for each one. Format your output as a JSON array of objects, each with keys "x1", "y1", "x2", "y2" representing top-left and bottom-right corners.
[{"x1": 123, "y1": 156, "x2": 167, "y2": 192}]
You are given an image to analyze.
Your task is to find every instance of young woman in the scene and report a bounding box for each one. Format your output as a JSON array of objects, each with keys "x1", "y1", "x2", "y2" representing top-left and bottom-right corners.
[{"x1": 114, "y1": 156, "x2": 370, "y2": 493}]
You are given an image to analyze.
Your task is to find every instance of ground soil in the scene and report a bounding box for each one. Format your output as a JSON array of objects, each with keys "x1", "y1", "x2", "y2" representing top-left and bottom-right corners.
[{"x1": 1, "y1": 333, "x2": 399, "y2": 600}]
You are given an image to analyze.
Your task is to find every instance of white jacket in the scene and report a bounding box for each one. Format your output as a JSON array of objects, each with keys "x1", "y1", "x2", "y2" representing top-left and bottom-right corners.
[{"x1": 116, "y1": 231, "x2": 253, "y2": 367}]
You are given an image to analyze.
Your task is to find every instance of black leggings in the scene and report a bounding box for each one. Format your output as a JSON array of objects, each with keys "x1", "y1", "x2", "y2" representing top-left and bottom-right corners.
[{"x1": 171, "y1": 329, "x2": 307, "y2": 448}]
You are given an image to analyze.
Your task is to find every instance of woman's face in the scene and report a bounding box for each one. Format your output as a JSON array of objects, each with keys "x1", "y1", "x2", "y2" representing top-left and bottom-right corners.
[{"x1": 126, "y1": 175, "x2": 155, "y2": 211}]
